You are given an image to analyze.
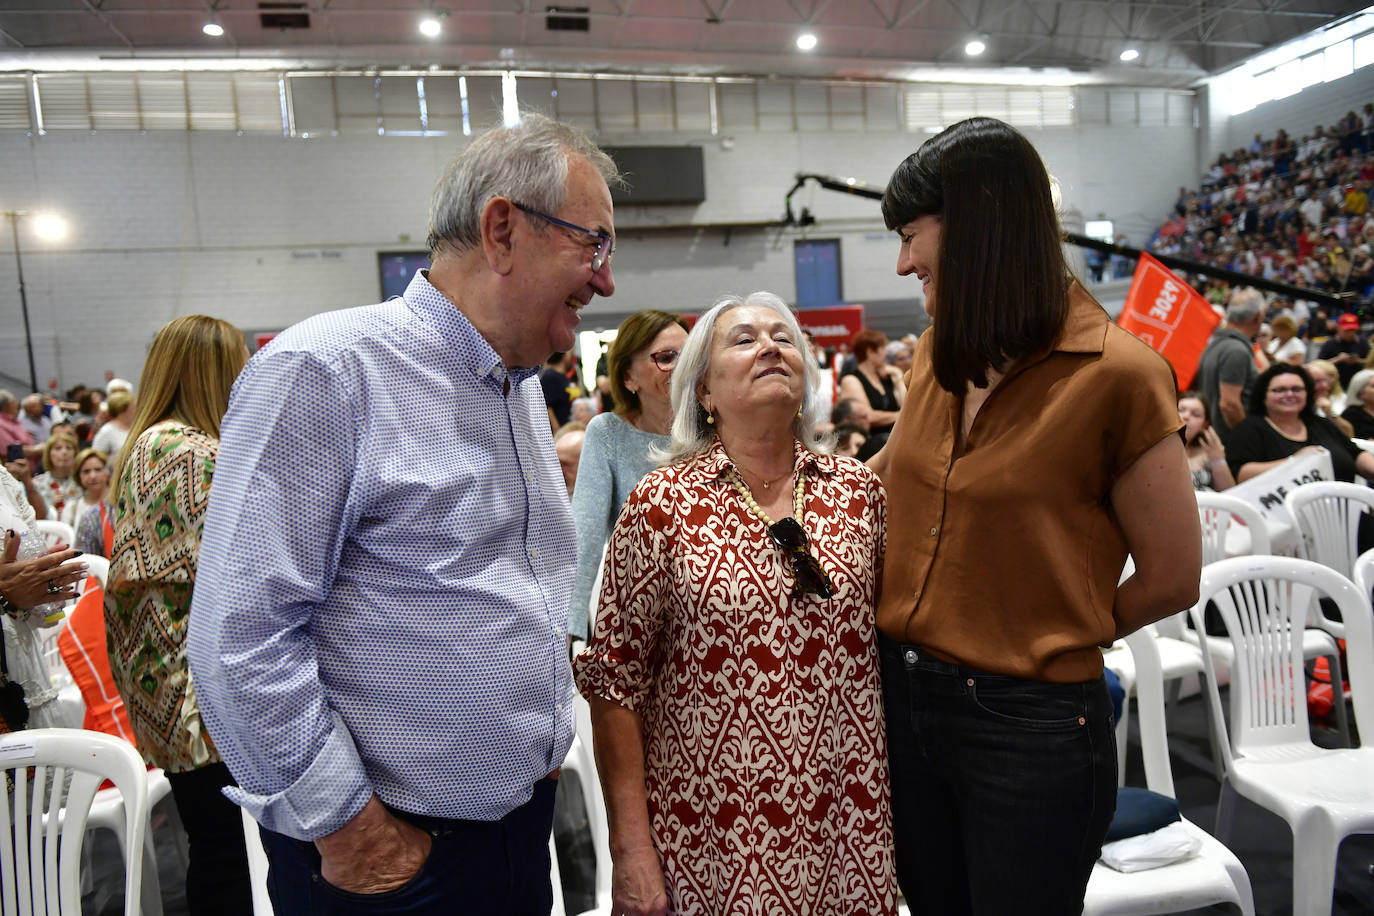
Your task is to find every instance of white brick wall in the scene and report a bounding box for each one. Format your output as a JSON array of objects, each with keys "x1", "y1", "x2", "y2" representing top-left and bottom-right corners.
[{"x1": 0, "y1": 121, "x2": 1197, "y2": 390}]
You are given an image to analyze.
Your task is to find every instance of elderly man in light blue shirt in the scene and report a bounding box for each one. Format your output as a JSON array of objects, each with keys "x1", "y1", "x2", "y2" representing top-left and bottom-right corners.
[{"x1": 187, "y1": 114, "x2": 619, "y2": 914}]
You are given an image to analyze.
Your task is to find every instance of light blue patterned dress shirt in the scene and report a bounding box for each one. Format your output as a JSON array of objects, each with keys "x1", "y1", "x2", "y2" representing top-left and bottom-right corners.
[{"x1": 187, "y1": 270, "x2": 577, "y2": 841}]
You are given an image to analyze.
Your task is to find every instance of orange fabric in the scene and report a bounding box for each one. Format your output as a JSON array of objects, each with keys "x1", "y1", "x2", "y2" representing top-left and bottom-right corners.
[
  {"x1": 1117, "y1": 252, "x2": 1220, "y2": 390},
  {"x1": 56, "y1": 581, "x2": 137, "y2": 746}
]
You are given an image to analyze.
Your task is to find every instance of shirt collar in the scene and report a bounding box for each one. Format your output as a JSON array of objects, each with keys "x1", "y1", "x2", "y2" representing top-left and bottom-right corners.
[
  {"x1": 404, "y1": 269, "x2": 540, "y2": 385},
  {"x1": 1051, "y1": 279, "x2": 1110, "y2": 355},
  {"x1": 693, "y1": 435, "x2": 833, "y2": 484}
]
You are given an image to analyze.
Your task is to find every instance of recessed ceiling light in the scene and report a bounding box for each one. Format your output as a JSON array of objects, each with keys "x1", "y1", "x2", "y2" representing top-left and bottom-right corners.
[
  {"x1": 1119, "y1": 48, "x2": 1140, "y2": 62},
  {"x1": 964, "y1": 38, "x2": 986, "y2": 56},
  {"x1": 419, "y1": 17, "x2": 442, "y2": 38},
  {"x1": 31, "y1": 214, "x2": 67, "y2": 242},
  {"x1": 796, "y1": 33, "x2": 818, "y2": 51},
  {"x1": 202, "y1": 22, "x2": 225, "y2": 37}
]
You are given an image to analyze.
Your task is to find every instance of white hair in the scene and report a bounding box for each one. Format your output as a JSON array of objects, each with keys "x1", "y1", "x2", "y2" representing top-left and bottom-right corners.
[{"x1": 656, "y1": 291, "x2": 833, "y2": 465}]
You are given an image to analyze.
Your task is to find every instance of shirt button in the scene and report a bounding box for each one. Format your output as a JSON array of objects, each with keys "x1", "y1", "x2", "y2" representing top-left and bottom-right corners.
[
  {"x1": 929, "y1": 526, "x2": 938, "y2": 536},
  {"x1": 529, "y1": 548, "x2": 539, "y2": 560},
  {"x1": 903, "y1": 649, "x2": 918, "y2": 664}
]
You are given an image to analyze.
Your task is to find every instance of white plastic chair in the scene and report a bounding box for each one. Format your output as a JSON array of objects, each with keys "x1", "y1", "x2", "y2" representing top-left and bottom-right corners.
[
  {"x1": 0, "y1": 728, "x2": 149, "y2": 916},
  {"x1": 1286, "y1": 480, "x2": 1374, "y2": 581},
  {"x1": 240, "y1": 807, "x2": 274, "y2": 915},
  {"x1": 1282, "y1": 480, "x2": 1373, "y2": 744},
  {"x1": 32, "y1": 519, "x2": 75, "y2": 550},
  {"x1": 1083, "y1": 628, "x2": 1256, "y2": 916},
  {"x1": 560, "y1": 692, "x2": 613, "y2": 916},
  {"x1": 1196, "y1": 491, "x2": 1271, "y2": 564},
  {"x1": 1103, "y1": 557, "x2": 1219, "y2": 784},
  {"x1": 1189, "y1": 555, "x2": 1374, "y2": 916}
]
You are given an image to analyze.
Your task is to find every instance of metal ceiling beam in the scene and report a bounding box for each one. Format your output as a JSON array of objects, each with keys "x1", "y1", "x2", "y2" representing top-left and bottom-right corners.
[{"x1": 77, "y1": 0, "x2": 134, "y2": 49}]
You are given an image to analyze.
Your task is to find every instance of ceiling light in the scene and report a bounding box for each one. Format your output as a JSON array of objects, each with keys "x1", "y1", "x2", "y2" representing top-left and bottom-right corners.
[
  {"x1": 1120, "y1": 48, "x2": 1140, "y2": 62},
  {"x1": 796, "y1": 33, "x2": 818, "y2": 51},
  {"x1": 31, "y1": 214, "x2": 67, "y2": 242},
  {"x1": 202, "y1": 22, "x2": 225, "y2": 37},
  {"x1": 964, "y1": 38, "x2": 987, "y2": 57},
  {"x1": 419, "y1": 17, "x2": 442, "y2": 38}
]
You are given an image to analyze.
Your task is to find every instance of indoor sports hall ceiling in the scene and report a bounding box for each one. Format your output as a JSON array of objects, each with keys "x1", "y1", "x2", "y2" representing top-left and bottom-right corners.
[{"x1": 0, "y1": 1, "x2": 1370, "y2": 88}]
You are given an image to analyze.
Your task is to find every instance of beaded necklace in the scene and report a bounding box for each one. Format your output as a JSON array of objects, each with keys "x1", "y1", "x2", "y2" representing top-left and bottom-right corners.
[{"x1": 728, "y1": 465, "x2": 803, "y2": 527}]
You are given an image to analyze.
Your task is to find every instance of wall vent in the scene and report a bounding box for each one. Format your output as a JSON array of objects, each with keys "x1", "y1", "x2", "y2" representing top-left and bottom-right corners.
[
  {"x1": 546, "y1": 7, "x2": 590, "y2": 32},
  {"x1": 259, "y1": 2, "x2": 311, "y2": 30}
]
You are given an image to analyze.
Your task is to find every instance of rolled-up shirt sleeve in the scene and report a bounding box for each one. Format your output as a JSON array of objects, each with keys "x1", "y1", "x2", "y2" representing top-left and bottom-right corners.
[
  {"x1": 572, "y1": 472, "x2": 674, "y2": 712},
  {"x1": 187, "y1": 348, "x2": 371, "y2": 841}
]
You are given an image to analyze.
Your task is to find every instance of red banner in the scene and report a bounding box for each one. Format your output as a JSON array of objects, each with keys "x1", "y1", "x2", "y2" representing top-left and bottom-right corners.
[
  {"x1": 1116, "y1": 253, "x2": 1219, "y2": 390},
  {"x1": 796, "y1": 305, "x2": 866, "y2": 350}
]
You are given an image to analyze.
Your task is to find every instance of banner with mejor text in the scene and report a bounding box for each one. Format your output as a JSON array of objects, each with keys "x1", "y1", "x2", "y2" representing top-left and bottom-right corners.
[{"x1": 1116, "y1": 253, "x2": 1220, "y2": 390}]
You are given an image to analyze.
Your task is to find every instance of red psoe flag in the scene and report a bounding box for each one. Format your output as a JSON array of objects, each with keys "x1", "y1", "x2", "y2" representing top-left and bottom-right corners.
[{"x1": 1116, "y1": 252, "x2": 1220, "y2": 390}]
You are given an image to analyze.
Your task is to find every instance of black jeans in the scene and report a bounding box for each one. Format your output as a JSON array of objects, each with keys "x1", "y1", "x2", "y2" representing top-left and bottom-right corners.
[
  {"x1": 259, "y1": 778, "x2": 557, "y2": 915},
  {"x1": 164, "y1": 762, "x2": 254, "y2": 916},
  {"x1": 880, "y1": 634, "x2": 1117, "y2": 916}
]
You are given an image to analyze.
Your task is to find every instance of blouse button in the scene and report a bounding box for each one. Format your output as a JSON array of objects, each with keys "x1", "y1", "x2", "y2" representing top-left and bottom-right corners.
[{"x1": 929, "y1": 526, "x2": 938, "y2": 536}]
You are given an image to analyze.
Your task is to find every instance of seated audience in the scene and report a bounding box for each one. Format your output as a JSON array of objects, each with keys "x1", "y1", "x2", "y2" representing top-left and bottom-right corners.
[
  {"x1": 1318, "y1": 313, "x2": 1369, "y2": 386},
  {"x1": 1340, "y1": 367, "x2": 1374, "y2": 439},
  {"x1": 839, "y1": 329, "x2": 904, "y2": 453},
  {"x1": 0, "y1": 390, "x2": 40, "y2": 464},
  {"x1": 570, "y1": 396, "x2": 597, "y2": 426},
  {"x1": 1266, "y1": 314, "x2": 1307, "y2": 365},
  {"x1": 91, "y1": 391, "x2": 135, "y2": 457},
  {"x1": 833, "y1": 424, "x2": 868, "y2": 458},
  {"x1": 19, "y1": 394, "x2": 56, "y2": 444},
  {"x1": 33, "y1": 431, "x2": 80, "y2": 518},
  {"x1": 1179, "y1": 393, "x2": 1235, "y2": 491},
  {"x1": 60, "y1": 448, "x2": 108, "y2": 529},
  {"x1": 1228, "y1": 363, "x2": 1374, "y2": 483},
  {"x1": 554, "y1": 422, "x2": 587, "y2": 499}
]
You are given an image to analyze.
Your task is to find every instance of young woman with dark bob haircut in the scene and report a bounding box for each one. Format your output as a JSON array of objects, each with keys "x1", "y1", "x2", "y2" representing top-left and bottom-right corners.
[{"x1": 869, "y1": 117, "x2": 1203, "y2": 914}]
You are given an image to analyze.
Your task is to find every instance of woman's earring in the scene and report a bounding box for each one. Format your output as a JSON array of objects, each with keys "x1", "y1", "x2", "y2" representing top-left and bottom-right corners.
[{"x1": 706, "y1": 411, "x2": 715, "y2": 425}]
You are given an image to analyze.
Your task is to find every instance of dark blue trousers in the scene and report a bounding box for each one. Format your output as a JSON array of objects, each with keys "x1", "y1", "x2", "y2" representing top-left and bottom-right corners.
[
  {"x1": 880, "y1": 634, "x2": 1117, "y2": 916},
  {"x1": 259, "y1": 778, "x2": 557, "y2": 915}
]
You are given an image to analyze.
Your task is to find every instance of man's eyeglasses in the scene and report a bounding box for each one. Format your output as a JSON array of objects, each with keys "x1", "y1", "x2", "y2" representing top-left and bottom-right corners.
[
  {"x1": 511, "y1": 202, "x2": 615, "y2": 273},
  {"x1": 647, "y1": 349, "x2": 679, "y2": 371},
  {"x1": 768, "y1": 517, "x2": 836, "y2": 599}
]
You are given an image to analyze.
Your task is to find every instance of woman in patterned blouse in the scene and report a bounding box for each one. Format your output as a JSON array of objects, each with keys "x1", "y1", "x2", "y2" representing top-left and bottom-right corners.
[
  {"x1": 573, "y1": 291, "x2": 895, "y2": 916},
  {"x1": 106, "y1": 315, "x2": 251, "y2": 915}
]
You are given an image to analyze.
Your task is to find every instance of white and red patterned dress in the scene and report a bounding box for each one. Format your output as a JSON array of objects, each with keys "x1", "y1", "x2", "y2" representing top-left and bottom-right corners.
[{"x1": 573, "y1": 438, "x2": 895, "y2": 916}]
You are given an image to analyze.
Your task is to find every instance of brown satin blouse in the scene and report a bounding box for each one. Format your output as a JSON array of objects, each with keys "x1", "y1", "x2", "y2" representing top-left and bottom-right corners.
[{"x1": 877, "y1": 282, "x2": 1181, "y2": 682}]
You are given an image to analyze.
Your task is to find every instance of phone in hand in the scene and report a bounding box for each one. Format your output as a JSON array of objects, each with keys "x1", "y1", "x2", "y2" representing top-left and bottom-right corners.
[{"x1": 5, "y1": 443, "x2": 24, "y2": 463}]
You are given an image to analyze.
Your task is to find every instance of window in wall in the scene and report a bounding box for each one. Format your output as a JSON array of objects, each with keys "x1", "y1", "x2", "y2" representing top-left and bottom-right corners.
[
  {"x1": 1325, "y1": 39, "x2": 1354, "y2": 82},
  {"x1": 794, "y1": 240, "x2": 843, "y2": 308},
  {"x1": 1356, "y1": 33, "x2": 1374, "y2": 69}
]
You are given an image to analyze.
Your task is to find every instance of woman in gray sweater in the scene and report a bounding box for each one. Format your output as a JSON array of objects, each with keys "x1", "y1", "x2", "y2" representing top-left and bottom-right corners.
[{"x1": 569, "y1": 310, "x2": 688, "y2": 641}]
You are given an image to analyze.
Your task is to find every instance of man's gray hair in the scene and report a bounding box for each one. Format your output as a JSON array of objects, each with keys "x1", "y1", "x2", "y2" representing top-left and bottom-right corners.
[
  {"x1": 0, "y1": 390, "x2": 14, "y2": 410},
  {"x1": 1226, "y1": 287, "x2": 1265, "y2": 324},
  {"x1": 656, "y1": 291, "x2": 833, "y2": 465},
  {"x1": 427, "y1": 113, "x2": 621, "y2": 256}
]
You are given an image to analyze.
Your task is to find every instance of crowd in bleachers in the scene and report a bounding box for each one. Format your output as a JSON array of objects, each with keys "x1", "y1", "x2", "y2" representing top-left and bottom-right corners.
[{"x1": 1150, "y1": 104, "x2": 1374, "y2": 312}]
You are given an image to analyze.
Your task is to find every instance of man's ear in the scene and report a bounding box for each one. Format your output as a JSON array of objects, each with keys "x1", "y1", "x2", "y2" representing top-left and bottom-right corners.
[{"x1": 481, "y1": 197, "x2": 518, "y2": 275}]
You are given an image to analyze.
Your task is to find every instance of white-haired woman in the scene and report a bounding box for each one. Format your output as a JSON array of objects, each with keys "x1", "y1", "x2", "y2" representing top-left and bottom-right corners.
[{"x1": 573, "y1": 292, "x2": 895, "y2": 916}]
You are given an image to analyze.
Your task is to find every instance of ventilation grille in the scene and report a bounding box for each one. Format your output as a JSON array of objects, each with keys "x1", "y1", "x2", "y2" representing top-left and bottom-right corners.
[
  {"x1": 259, "y1": 2, "x2": 310, "y2": 30},
  {"x1": 546, "y1": 7, "x2": 590, "y2": 32}
]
